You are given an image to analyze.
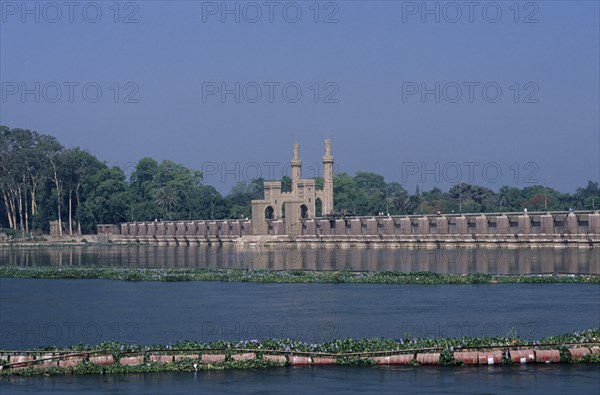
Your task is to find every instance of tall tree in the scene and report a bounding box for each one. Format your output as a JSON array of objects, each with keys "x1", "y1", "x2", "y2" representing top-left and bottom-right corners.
[
  {"x1": 80, "y1": 167, "x2": 131, "y2": 225},
  {"x1": 61, "y1": 148, "x2": 104, "y2": 235}
]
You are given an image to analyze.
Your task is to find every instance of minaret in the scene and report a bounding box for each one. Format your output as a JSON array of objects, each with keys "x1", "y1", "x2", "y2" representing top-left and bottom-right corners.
[
  {"x1": 322, "y1": 139, "x2": 334, "y2": 215},
  {"x1": 291, "y1": 143, "x2": 301, "y2": 194}
]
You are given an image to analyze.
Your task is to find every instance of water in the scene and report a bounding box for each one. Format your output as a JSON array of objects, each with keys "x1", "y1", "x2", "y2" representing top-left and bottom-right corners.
[
  {"x1": 1, "y1": 246, "x2": 598, "y2": 394},
  {"x1": 1, "y1": 245, "x2": 598, "y2": 274},
  {"x1": 1, "y1": 279, "x2": 598, "y2": 349},
  {"x1": 1, "y1": 365, "x2": 599, "y2": 395}
]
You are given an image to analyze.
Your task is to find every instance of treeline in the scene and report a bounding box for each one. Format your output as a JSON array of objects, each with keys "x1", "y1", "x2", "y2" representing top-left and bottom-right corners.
[
  {"x1": 334, "y1": 173, "x2": 598, "y2": 217},
  {"x1": 1, "y1": 126, "x2": 598, "y2": 235}
]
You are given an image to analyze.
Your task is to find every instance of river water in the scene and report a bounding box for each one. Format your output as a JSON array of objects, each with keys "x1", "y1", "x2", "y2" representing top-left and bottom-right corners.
[
  {"x1": 1, "y1": 279, "x2": 599, "y2": 349},
  {"x1": 0, "y1": 246, "x2": 599, "y2": 394},
  {"x1": 1, "y1": 245, "x2": 599, "y2": 274},
  {"x1": 2, "y1": 365, "x2": 599, "y2": 395}
]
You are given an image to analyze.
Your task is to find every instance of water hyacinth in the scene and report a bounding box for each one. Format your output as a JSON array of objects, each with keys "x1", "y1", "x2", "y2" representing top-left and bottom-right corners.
[
  {"x1": 0, "y1": 266, "x2": 598, "y2": 284},
  {"x1": 2, "y1": 329, "x2": 598, "y2": 376}
]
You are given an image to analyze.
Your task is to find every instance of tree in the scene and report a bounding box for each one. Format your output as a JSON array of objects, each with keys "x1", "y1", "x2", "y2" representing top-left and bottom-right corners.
[
  {"x1": 131, "y1": 158, "x2": 158, "y2": 199},
  {"x1": 27, "y1": 134, "x2": 62, "y2": 226},
  {"x1": 80, "y1": 167, "x2": 131, "y2": 226},
  {"x1": 154, "y1": 186, "x2": 179, "y2": 220},
  {"x1": 191, "y1": 185, "x2": 228, "y2": 220},
  {"x1": 225, "y1": 178, "x2": 264, "y2": 219},
  {"x1": 281, "y1": 176, "x2": 291, "y2": 192},
  {"x1": 153, "y1": 160, "x2": 203, "y2": 220},
  {"x1": 387, "y1": 182, "x2": 408, "y2": 215},
  {"x1": 354, "y1": 172, "x2": 386, "y2": 215},
  {"x1": 47, "y1": 151, "x2": 65, "y2": 235},
  {"x1": 333, "y1": 172, "x2": 359, "y2": 213},
  {"x1": 0, "y1": 127, "x2": 63, "y2": 233},
  {"x1": 573, "y1": 181, "x2": 600, "y2": 210},
  {"x1": 61, "y1": 148, "x2": 104, "y2": 235}
]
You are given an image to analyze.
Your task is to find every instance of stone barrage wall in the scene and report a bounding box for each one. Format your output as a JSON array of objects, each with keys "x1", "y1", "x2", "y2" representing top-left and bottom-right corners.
[
  {"x1": 285, "y1": 212, "x2": 599, "y2": 237},
  {"x1": 99, "y1": 212, "x2": 600, "y2": 244},
  {"x1": 109, "y1": 220, "x2": 253, "y2": 240}
]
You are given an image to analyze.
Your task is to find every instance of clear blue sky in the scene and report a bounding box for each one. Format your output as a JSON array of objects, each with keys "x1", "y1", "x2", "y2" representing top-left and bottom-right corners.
[{"x1": 1, "y1": 0, "x2": 598, "y2": 194}]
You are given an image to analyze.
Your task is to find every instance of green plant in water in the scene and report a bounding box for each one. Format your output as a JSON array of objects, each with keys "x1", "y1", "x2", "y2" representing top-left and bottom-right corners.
[
  {"x1": 440, "y1": 348, "x2": 458, "y2": 366},
  {"x1": 1, "y1": 266, "x2": 599, "y2": 284},
  {"x1": 336, "y1": 356, "x2": 375, "y2": 366},
  {"x1": 558, "y1": 346, "x2": 574, "y2": 363}
]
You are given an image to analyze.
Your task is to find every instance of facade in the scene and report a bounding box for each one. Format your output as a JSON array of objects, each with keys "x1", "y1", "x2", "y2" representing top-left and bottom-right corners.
[{"x1": 251, "y1": 139, "x2": 334, "y2": 235}]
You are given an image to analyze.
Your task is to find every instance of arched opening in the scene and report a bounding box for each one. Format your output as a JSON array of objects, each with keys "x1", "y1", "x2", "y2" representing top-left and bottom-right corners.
[
  {"x1": 299, "y1": 204, "x2": 309, "y2": 219},
  {"x1": 265, "y1": 206, "x2": 274, "y2": 220},
  {"x1": 315, "y1": 198, "x2": 323, "y2": 218},
  {"x1": 281, "y1": 204, "x2": 286, "y2": 219}
]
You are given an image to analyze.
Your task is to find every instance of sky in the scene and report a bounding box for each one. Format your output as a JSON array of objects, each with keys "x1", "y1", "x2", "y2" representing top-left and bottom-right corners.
[{"x1": 1, "y1": 0, "x2": 599, "y2": 195}]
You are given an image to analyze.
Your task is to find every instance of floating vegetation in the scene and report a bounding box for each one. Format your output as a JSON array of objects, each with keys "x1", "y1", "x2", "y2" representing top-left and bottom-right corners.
[
  {"x1": 0, "y1": 266, "x2": 598, "y2": 284},
  {"x1": 1, "y1": 329, "x2": 598, "y2": 376}
]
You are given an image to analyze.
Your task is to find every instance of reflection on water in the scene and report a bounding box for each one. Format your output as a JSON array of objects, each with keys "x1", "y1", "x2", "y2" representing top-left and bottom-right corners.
[{"x1": 1, "y1": 245, "x2": 598, "y2": 274}]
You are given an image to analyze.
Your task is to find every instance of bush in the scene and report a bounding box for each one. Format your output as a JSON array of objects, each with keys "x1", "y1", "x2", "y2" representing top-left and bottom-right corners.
[{"x1": 2, "y1": 228, "x2": 17, "y2": 238}]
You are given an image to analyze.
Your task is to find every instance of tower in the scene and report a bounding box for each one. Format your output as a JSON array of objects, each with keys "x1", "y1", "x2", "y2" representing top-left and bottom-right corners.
[
  {"x1": 322, "y1": 139, "x2": 334, "y2": 215},
  {"x1": 291, "y1": 143, "x2": 301, "y2": 194},
  {"x1": 251, "y1": 139, "x2": 333, "y2": 235}
]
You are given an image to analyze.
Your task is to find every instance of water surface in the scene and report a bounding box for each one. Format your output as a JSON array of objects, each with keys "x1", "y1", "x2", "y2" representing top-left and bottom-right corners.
[
  {"x1": 1, "y1": 365, "x2": 599, "y2": 395},
  {"x1": 1, "y1": 245, "x2": 598, "y2": 274},
  {"x1": 1, "y1": 279, "x2": 598, "y2": 349}
]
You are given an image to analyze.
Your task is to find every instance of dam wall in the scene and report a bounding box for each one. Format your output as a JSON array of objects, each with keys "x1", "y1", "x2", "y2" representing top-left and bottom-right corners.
[{"x1": 98, "y1": 211, "x2": 600, "y2": 247}]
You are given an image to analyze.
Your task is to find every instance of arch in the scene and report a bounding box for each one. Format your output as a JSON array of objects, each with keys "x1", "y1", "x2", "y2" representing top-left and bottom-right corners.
[
  {"x1": 315, "y1": 197, "x2": 323, "y2": 218},
  {"x1": 281, "y1": 204, "x2": 286, "y2": 219},
  {"x1": 265, "y1": 206, "x2": 274, "y2": 220},
  {"x1": 299, "y1": 204, "x2": 309, "y2": 219}
]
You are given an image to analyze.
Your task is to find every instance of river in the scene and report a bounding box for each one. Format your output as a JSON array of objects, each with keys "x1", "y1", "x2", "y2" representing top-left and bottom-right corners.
[
  {"x1": 1, "y1": 246, "x2": 598, "y2": 395},
  {"x1": 2, "y1": 365, "x2": 600, "y2": 395},
  {"x1": 1, "y1": 245, "x2": 598, "y2": 274}
]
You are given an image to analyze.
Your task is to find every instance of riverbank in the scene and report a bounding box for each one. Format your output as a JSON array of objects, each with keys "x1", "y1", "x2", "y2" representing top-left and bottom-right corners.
[
  {"x1": 1, "y1": 267, "x2": 599, "y2": 284},
  {"x1": 2, "y1": 329, "x2": 598, "y2": 376}
]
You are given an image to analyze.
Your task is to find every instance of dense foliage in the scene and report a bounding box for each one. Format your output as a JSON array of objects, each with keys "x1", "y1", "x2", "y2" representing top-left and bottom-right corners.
[{"x1": 1, "y1": 126, "x2": 598, "y2": 235}]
